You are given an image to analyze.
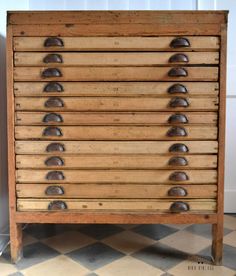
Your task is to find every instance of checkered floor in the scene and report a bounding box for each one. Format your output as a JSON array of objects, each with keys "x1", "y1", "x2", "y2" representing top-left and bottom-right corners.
[{"x1": 1, "y1": 214, "x2": 236, "y2": 276}]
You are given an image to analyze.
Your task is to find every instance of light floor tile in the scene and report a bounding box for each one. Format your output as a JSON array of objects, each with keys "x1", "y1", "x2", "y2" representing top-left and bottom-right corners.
[
  {"x1": 159, "y1": 230, "x2": 211, "y2": 254},
  {"x1": 224, "y1": 231, "x2": 236, "y2": 247},
  {"x1": 0, "y1": 257, "x2": 18, "y2": 276},
  {"x1": 22, "y1": 255, "x2": 90, "y2": 276},
  {"x1": 168, "y1": 259, "x2": 236, "y2": 276},
  {"x1": 165, "y1": 224, "x2": 190, "y2": 230},
  {"x1": 102, "y1": 230, "x2": 156, "y2": 254},
  {"x1": 41, "y1": 231, "x2": 95, "y2": 254},
  {"x1": 224, "y1": 215, "x2": 236, "y2": 230},
  {"x1": 95, "y1": 255, "x2": 164, "y2": 276}
]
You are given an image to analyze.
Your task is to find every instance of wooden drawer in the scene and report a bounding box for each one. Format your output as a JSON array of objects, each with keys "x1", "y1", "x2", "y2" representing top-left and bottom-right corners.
[
  {"x1": 15, "y1": 126, "x2": 218, "y2": 140},
  {"x1": 17, "y1": 198, "x2": 216, "y2": 212},
  {"x1": 16, "y1": 184, "x2": 217, "y2": 199},
  {"x1": 14, "y1": 82, "x2": 219, "y2": 97},
  {"x1": 16, "y1": 154, "x2": 217, "y2": 169},
  {"x1": 14, "y1": 52, "x2": 219, "y2": 66},
  {"x1": 13, "y1": 36, "x2": 220, "y2": 51},
  {"x1": 15, "y1": 141, "x2": 218, "y2": 155},
  {"x1": 16, "y1": 169, "x2": 217, "y2": 184},
  {"x1": 13, "y1": 66, "x2": 218, "y2": 81},
  {"x1": 15, "y1": 112, "x2": 218, "y2": 126},
  {"x1": 15, "y1": 97, "x2": 218, "y2": 112}
]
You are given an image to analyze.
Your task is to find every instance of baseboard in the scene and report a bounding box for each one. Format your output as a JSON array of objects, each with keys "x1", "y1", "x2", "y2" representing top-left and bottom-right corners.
[
  {"x1": 224, "y1": 189, "x2": 236, "y2": 213},
  {"x1": 0, "y1": 225, "x2": 9, "y2": 255}
]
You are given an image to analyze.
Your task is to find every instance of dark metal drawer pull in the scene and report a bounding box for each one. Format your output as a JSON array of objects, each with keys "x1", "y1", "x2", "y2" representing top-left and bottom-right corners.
[
  {"x1": 169, "y1": 143, "x2": 189, "y2": 153},
  {"x1": 45, "y1": 156, "x2": 64, "y2": 166},
  {"x1": 169, "y1": 53, "x2": 189, "y2": 63},
  {"x1": 45, "y1": 186, "x2": 65, "y2": 195},
  {"x1": 169, "y1": 97, "x2": 189, "y2": 108},
  {"x1": 48, "y1": 200, "x2": 67, "y2": 210},
  {"x1": 170, "y1": 201, "x2": 189, "y2": 212},
  {"x1": 168, "y1": 156, "x2": 188, "y2": 166},
  {"x1": 45, "y1": 97, "x2": 64, "y2": 108},
  {"x1": 44, "y1": 82, "x2": 64, "y2": 92},
  {"x1": 44, "y1": 37, "x2": 64, "y2": 47},
  {"x1": 46, "y1": 143, "x2": 65, "y2": 152},
  {"x1": 168, "y1": 187, "x2": 188, "y2": 197},
  {"x1": 46, "y1": 171, "x2": 65, "y2": 180},
  {"x1": 170, "y1": 37, "x2": 190, "y2": 48},
  {"x1": 168, "y1": 114, "x2": 188, "y2": 124},
  {"x1": 167, "y1": 126, "x2": 187, "y2": 137},
  {"x1": 169, "y1": 171, "x2": 189, "y2": 181},
  {"x1": 168, "y1": 84, "x2": 188, "y2": 94},
  {"x1": 43, "y1": 54, "x2": 63, "y2": 64},
  {"x1": 43, "y1": 127, "x2": 62, "y2": 137},
  {"x1": 168, "y1": 67, "x2": 188, "y2": 77},
  {"x1": 42, "y1": 68, "x2": 62, "y2": 78},
  {"x1": 43, "y1": 113, "x2": 63, "y2": 123}
]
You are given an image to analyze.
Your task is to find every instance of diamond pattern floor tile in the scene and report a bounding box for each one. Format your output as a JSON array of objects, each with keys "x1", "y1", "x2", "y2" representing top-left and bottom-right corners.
[
  {"x1": 78, "y1": 224, "x2": 124, "y2": 240},
  {"x1": 184, "y1": 224, "x2": 232, "y2": 239},
  {"x1": 95, "y1": 255, "x2": 164, "y2": 276},
  {"x1": 21, "y1": 255, "x2": 90, "y2": 276},
  {"x1": 41, "y1": 230, "x2": 95, "y2": 254},
  {"x1": 102, "y1": 230, "x2": 156, "y2": 254},
  {"x1": 159, "y1": 230, "x2": 212, "y2": 254},
  {"x1": 132, "y1": 224, "x2": 178, "y2": 241},
  {"x1": 1, "y1": 215, "x2": 236, "y2": 274},
  {"x1": 66, "y1": 242, "x2": 125, "y2": 271},
  {"x1": 132, "y1": 242, "x2": 189, "y2": 271}
]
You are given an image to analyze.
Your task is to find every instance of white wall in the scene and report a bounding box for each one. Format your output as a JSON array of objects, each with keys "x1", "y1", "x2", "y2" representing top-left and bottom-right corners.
[{"x1": 0, "y1": 0, "x2": 235, "y2": 251}]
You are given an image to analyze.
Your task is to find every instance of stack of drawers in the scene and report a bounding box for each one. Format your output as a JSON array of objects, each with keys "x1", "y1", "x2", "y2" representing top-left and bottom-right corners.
[{"x1": 13, "y1": 35, "x2": 219, "y2": 213}]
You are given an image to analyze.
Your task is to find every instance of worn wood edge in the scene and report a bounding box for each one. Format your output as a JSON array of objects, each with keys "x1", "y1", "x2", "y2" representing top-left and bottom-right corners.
[
  {"x1": 14, "y1": 211, "x2": 217, "y2": 224},
  {"x1": 7, "y1": 10, "x2": 228, "y2": 25}
]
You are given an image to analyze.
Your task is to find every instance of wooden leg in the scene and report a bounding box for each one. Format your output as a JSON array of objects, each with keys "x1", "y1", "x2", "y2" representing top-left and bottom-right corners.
[
  {"x1": 212, "y1": 223, "x2": 223, "y2": 265},
  {"x1": 10, "y1": 222, "x2": 23, "y2": 263}
]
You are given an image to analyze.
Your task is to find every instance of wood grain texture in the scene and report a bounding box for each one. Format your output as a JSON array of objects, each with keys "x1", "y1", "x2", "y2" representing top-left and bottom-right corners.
[
  {"x1": 14, "y1": 52, "x2": 219, "y2": 66},
  {"x1": 14, "y1": 82, "x2": 219, "y2": 97},
  {"x1": 15, "y1": 111, "x2": 218, "y2": 125},
  {"x1": 14, "y1": 66, "x2": 219, "y2": 81},
  {"x1": 16, "y1": 184, "x2": 217, "y2": 199},
  {"x1": 15, "y1": 141, "x2": 218, "y2": 155},
  {"x1": 17, "y1": 198, "x2": 216, "y2": 212},
  {"x1": 16, "y1": 169, "x2": 217, "y2": 184},
  {"x1": 15, "y1": 154, "x2": 217, "y2": 169},
  {"x1": 15, "y1": 125, "x2": 218, "y2": 140},
  {"x1": 15, "y1": 97, "x2": 219, "y2": 112}
]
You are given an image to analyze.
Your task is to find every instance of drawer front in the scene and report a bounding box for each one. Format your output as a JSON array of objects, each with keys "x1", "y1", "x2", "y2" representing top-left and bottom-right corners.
[
  {"x1": 15, "y1": 112, "x2": 218, "y2": 126},
  {"x1": 16, "y1": 154, "x2": 217, "y2": 169},
  {"x1": 13, "y1": 66, "x2": 218, "y2": 81},
  {"x1": 15, "y1": 97, "x2": 218, "y2": 112},
  {"x1": 17, "y1": 198, "x2": 216, "y2": 212},
  {"x1": 14, "y1": 36, "x2": 220, "y2": 51},
  {"x1": 15, "y1": 141, "x2": 218, "y2": 155},
  {"x1": 16, "y1": 184, "x2": 217, "y2": 199},
  {"x1": 15, "y1": 126, "x2": 218, "y2": 140},
  {"x1": 14, "y1": 52, "x2": 219, "y2": 66},
  {"x1": 14, "y1": 82, "x2": 219, "y2": 97},
  {"x1": 16, "y1": 169, "x2": 217, "y2": 184}
]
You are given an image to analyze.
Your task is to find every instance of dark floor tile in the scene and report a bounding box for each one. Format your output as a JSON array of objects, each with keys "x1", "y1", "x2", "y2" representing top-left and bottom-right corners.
[
  {"x1": 132, "y1": 242, "x2": 188, "y2": 271},
  {"x1": 199, "y1": 244, "x2": 236, "y2": 270},
  {"x1": 78, "y1": 224, "x2": 124, "y2": 240},
  {"x1": 3, "y1": 242, "x2": 59, "y2": 270},
  {"x1": 185, "y1": 224, "x2": 232, "y2": 239},
  {"x1": 25, "y1": 224, "x2": 73, "y2": 239},
  {"x1": 66, "y1": 242, "x2": 125, "y2": 270},
  {"x1": 8, "y1": 272, "x2": 24, "y2": 276},
  {"x1": 132, "y1": 224, "x2": 178, "y2": 241}
]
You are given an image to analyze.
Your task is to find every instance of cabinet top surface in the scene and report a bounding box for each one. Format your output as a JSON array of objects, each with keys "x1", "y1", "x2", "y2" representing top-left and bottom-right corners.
[{"x1": 8, "y1": 10, "x2": 228, "y2": 25}]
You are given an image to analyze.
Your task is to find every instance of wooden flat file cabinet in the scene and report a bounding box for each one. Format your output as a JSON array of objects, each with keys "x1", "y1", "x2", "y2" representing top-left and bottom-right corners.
[{"x1": 7, "y1": 11, "x2": 228, "y2": 264}]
